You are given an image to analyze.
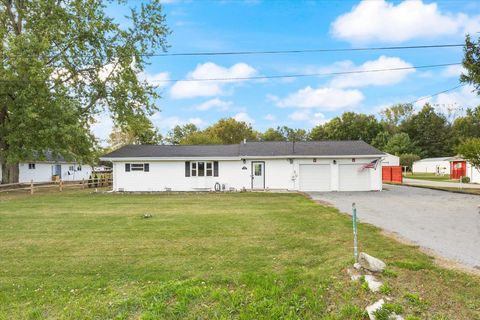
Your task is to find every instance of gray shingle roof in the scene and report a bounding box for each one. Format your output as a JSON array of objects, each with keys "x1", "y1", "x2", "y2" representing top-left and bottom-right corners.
[{"x1": 102, "y1": 141, "x2": 384, "y2": 159}]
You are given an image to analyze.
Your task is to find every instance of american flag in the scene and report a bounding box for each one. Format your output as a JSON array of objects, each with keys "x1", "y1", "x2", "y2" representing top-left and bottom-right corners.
[{"x1": 359, "y1": 159, "x2": 379, "y2": 171}]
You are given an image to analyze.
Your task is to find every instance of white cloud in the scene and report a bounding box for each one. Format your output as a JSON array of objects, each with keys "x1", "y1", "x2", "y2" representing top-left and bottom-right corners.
[
  {"x1": 414, "y1": 85, "x2": 480, "y2": 112},
  {"x1": 233, "y1": 112, "x2": 254, "y2": 124},
  {"x1": 138, "y1": 71, "x2": 170, "y2": 87},
  {"x1": 152, "y1": 113, "x2": 206, "y2": 132},
  {"x1": 288, "y1": 111, "x2": 327, "y2": 126},
  {"x1": 264, "y1": 114, "x2": 276, "y2": 121},
  {"x1": 331, "y1": 0, "x2": 479, "y2": 43},
  {"x1": 91, "y1": 113, "x2": 113, "y2": 146},
  {"x1": 194, "y1": 98, "x2": 232, "y2": 111},
  {"x1": 288, "y1": 111, "x2": 311, "y2": 121},
  {"x1": 273, "y1": 86, "x2": 364, "y2": 110},
  {"x1": 328, "y1": 56, "x2": 414, "y2": 88},
  {"x1": 170, "y1": 62, "x2": 257, "y2": 99},
  {"x1": 442, "y1": 64, "x2": 467, "y2": 78}
]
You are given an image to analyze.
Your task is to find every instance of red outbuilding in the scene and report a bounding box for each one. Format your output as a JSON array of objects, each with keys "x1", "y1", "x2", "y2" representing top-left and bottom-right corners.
[{"x1": 450, "y1": 160, "x2": 466, "y2": 180}]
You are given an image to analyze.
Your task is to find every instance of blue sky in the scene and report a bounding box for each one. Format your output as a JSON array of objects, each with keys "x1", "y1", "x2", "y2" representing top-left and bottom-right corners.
[{"x1": 93, "y1": 0, "x2": 480, "y2": 142}]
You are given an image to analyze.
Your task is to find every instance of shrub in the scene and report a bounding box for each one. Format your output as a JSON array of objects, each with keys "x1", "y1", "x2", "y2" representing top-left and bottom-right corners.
[
  {"x1": 461, "y1": 176, "x2": 470, "y2": 183},
  {"x1": 400, "y1": 153, "x2": 421, "y2": 172}
]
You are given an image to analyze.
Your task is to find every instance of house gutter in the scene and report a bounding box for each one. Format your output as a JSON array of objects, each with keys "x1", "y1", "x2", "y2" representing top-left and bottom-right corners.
[{"x1": 100, "y1": 154, "x2": 385, "y2": 162}]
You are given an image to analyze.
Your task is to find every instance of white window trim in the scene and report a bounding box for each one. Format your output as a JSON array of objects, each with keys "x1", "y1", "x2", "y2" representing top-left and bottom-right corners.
[
  {"x1": 126, "y1": 163, "x2": 150, "y2": 172},
  {"x1": 190, "y1": 161, "x2": 214, "y2": 177}
]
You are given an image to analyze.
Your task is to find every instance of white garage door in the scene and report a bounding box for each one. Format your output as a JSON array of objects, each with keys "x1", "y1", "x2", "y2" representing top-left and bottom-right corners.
[
  {"x1": 299, "y1": 164, "x2": 331, "y2": 191},
  {"x1": 339, "y1": 164, "x2": 371, "y2": 191}
]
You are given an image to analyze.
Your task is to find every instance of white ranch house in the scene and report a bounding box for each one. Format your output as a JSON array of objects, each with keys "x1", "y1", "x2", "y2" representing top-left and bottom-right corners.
[
  {"x1": 0, "y1": 152, "x2": 93, "y2": 184},
  {"x1": 101, "y1": 141, "x2": 384, "y2": 192}
]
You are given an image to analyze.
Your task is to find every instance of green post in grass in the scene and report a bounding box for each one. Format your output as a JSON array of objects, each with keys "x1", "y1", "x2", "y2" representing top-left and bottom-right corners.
[{"x1": 352, "y1": 202, "x2": 358, "y2": 263}]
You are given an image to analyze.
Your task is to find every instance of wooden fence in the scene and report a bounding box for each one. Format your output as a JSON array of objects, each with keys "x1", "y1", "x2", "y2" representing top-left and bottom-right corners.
[{"x1": 0, "y1": 178, "x2": 112, "y2": 195}]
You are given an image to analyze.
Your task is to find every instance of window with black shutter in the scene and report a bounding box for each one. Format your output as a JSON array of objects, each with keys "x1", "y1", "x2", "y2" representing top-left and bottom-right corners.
[
  {"x1": 185, "y1": 161, "x2": 190, "y2": 177},
  {"x1": 213, "y1": 161, "x2": 219, "y2": 177},
  {"x1": 144, "y1": 163, "x2": 149, "y2": 172},
  {"x1": 125, "y1": 163, "x2": 130, "y2": 172}
]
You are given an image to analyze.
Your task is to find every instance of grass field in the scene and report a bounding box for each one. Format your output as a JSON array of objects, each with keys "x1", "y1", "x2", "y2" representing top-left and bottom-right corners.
[
  {"x1": 0, "y1": 191, "x2": 479, "y2": 319},
  {"x1": 403, "y1": 173, "x2": 457, "y2": 182}
]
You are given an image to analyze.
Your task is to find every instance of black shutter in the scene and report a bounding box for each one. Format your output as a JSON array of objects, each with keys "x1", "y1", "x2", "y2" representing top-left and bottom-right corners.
[
  {"x1": 185, "y1": 161, "x2": 190, "y2": 177},
  {"x1": 144, "y1": 163, "x2": 149, "y2": 172},
  {"x1": 213, "y1": 161, "x2": 219, "y2": 177},
  {"x1": 125, "y1": 163, "x2": 130, "y2": 172}
]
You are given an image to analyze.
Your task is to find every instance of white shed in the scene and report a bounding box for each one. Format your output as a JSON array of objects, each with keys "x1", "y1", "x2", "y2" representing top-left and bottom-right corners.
[
  {"x1": 412, "y1": 157, "x2": 452, "y2": 174},
  {"x1": 381, "y1": 153, "x2": 400, "y2": 166},
  {"x1": 101, "y1": 141, "x2": 384, "y2": 192}
]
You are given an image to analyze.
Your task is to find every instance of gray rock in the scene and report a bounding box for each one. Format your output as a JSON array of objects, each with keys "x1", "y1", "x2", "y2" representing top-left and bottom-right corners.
[
  {"x1": 347, "y1": 268, "x2": 361, "y2": 281},
  {"x1": 366, "y1": 299, "x2": 384, "y2": 320},
  {"x1": 364, "y1": 275, "x2": 382, "y2": 292},
  {"x1": 359, "y1": 252, "x2": 386, "y2": 272},
  {"x1": 353, "y1": 262, "x2": 362, "y2": 270}
]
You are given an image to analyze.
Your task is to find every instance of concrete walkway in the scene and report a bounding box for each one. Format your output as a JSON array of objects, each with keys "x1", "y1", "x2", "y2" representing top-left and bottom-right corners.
[
  {"x1": 403, "y1": 178, "x2": 480, "y2": 189},
  {"x1": 308, "y1": 184, "x2": 480, "y2": 270}
]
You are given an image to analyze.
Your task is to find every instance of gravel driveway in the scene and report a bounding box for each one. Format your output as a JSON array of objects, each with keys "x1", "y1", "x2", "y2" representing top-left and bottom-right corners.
[{"x1": 308, "y1": 184, "x2": 480, "y2": 270}]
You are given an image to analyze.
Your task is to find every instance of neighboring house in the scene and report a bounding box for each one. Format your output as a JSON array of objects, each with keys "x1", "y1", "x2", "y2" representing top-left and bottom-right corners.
[
  {"x1": 466, "y1": 162, "x2": 480, "y2": 183},
  {"x1": 100, "y1": 140, "x2": 384, "y2": 192},
  {"x1": 447, "y1": 157, "x2": 480, "y2": 183},
  {"x1": 412, "y1": 157, "x2": 451, "y2": 175},
  {"x1": 0, "y1": 151, "x2": 93, "y2": 184},
  {"x1": 381, "y1": 153, "x2": 400, "y2": 166}
]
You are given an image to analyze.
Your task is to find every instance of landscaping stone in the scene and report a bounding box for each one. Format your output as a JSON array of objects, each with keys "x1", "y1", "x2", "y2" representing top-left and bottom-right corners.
[
  {"x1": 353, "y1": 262, "x2": 362, "y2": 270},
  {"x1": 359, "y1": 252, "x2": 386, "y2": 272},
  {"x1": 366, "y1": 299, "x2": 384, "y2": 320},
  {"x1": 364, "y1": 275, "x2": 382, "y2": 292},
  {"x1": 346, "y1": 268, "x2": 361, "y2": 281}
]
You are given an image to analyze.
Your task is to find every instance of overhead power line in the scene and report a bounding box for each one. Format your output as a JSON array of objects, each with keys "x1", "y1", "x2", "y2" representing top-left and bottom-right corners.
[
  {"x1": 0, "y1": 62, "x2": 462, "y2": 84},
  {"x1": 409, "y1": 83, "x2": 467, "y2": 104},
  {"x1": 149, "y1": 62, "x2": 461, "y2": 83},
  {"x1": 148, "y1": 43, "x2": 465, "y2": 57}
]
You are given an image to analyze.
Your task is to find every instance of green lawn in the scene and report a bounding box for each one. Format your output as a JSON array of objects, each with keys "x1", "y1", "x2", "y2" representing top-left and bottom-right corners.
[
  {"x1": 0, "y1": 191, "x2": 479, "y2": 319},
  {"x1": 403, "y1": 173, "x2": 457, "y2": 182}
]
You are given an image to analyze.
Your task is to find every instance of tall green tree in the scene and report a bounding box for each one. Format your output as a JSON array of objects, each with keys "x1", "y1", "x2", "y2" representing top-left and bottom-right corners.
[
  {"x1": 165, "y1": 124, "x2": 199, "y2": 145},
  {"x1": 261, "y1": 128, "x2": 286, "y2": 141},
  {"x1": 450, "y1": 105, "x2": 480, "y2": 145},
  {"x1": 277, "y1": 126, "x2": 307, "y2": 141},
  {"x1": 204, "y1": 118, "x2": 258, "y2": 144},
  {"x1": 321, "y1": 112, "x2": 382, "y2": 143},
  {"x1": 371, "y1": 131, "x2": 391, "y2": 150},
  {"x1": 108, "y1": 115, "x2": 162, "y2": 150},
  {"x1": 401, "y1": 104, "x2": 451, "y2": 157},
  {"x1": 180, "y1": 131, "x2": 222, "y2": 145},
  {"x1": 457, "y1": 138, "x2": 480, "y2": 170},
  {"x1": 308, "y1": 125, "x2": 327, "y2": 141},
  {"x1": 461, "y1": 34, "x2": 480, "y2": 94},
  {"x1": 0, "y1": 0, "x2": 169, "y2": 183},
  {"x1": 383, "y1": 133, "x2": 417, "y2": 156},
  {"x1": 380, "y1": 103, "x2": 414, "y2": 133}
]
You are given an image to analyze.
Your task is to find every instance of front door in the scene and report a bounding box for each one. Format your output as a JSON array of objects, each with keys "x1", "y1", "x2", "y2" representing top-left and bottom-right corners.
[{"x1": 251, "y1": 161, "x2": 265, "y2": 189}]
